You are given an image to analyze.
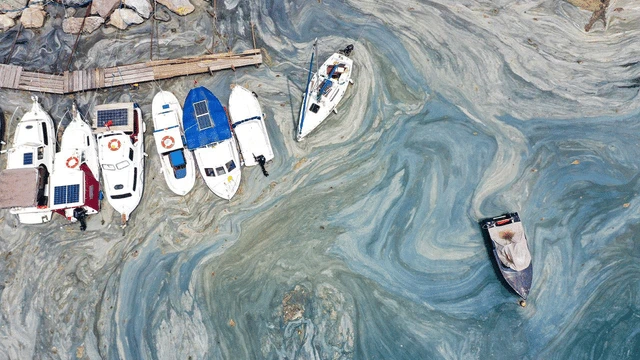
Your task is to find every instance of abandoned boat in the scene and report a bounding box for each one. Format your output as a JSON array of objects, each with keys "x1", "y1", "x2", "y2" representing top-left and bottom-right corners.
[
  {"x1": 49, "y1": 105, "x2": 100, "y2": 230},
  {"x1": 228, "y1": 85, "x2": 274, "y2": 176},
  {"x1": 93, "y1": 102, "x2": 145, "y2": 226},
  {"x1": 297, "y1": 42, "x2": 354, "y2": 141},
  {"x1": 5, "y1": 96, "x2": 55, "y2": 224},
  {"x1": 152, "y1": 91, "x2": 196, "y2": 196},
  {"x1": 480, "y1": 212, "x2": 533, "y2": 301},
  {"x1": 183, "y1": 86, "x2": 241, "y2": 200}
]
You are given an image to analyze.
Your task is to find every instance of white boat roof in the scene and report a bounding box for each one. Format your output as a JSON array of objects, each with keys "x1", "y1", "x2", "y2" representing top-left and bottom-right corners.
[
  {"x1": 0, "y1": 168, "x2": 40, "y2": 208},
  {"x1": 154, "y1": 109, "x2": 180, "y2": 130},
  {"x1": 153, "y1": 126, "x2": 184, "y2": 153},
  {"x1": 93, "y1": 103, "x2": 136, "y2": 134}
]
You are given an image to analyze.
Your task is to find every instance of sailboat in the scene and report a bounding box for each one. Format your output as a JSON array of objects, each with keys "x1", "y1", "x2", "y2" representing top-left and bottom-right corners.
[
  {"x1": 151, "y1": 91, "x2": 196, "y2": 196},
  {"x1": 93, "y1": 102, "x2": 145, "y2": 226},
  {"x1": 182, "y1": 86, "x2": 241, "y2": 200},
  {"x1": 297, "y1": 41, "x2": 354, "y2": 141},
  {"x1": 228, "y1": 85, "x2": 274, "y2": 176},
  {"x1": 49, "y1": 105, "x2": 100, "y2": 230},
  {"x1": 4, "y1": 96, "x2": 55, "y2": 224}
]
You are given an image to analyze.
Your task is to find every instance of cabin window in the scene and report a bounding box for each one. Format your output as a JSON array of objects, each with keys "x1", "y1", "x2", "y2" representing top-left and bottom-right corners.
[
  {"x1": 129, "y1": 149, "x2": 134, "y2": 161},
  {"x1": 41, "y1": 122, "x2": 48, "y2": 145},
  {"x1": 205, "y1": 168, "x2": 215, "y2": 177},
  {"x1": 102, "y1": 164, "x2": 116, "y2": 171},
  {"x1": 215, "y1": 166, "x2": 225, "y2": 176},
  {"x1": 86, "y1": 136, "x2": 90, "y2": 146},
  {"x1": 116, "y1": 161, "x2": 130, "y2": 170},
  {"x1": 53, "y1": 184, "x2": 80, "y2": 205},
  {"x1": 23, "y1": 153, "x2": 33, "y2": 165},
  {"x1": 226, "y1": 160, "x2": 236, "y2": 172},
  {"x1": 26, "y1": 125, "x2": 33, "y2": 129},
  {"x1": 37, "y1": 147, "x2": 44, "y2": 160},
  {"x1": 111, "y1": 193, "x2": 132, "y2": 199},
  {"x1": 114, "y1": 185, "x2": 124, "y2": 190},
  {"x1": 132, "y1": 168, "x2": 137, "y2": 191}
]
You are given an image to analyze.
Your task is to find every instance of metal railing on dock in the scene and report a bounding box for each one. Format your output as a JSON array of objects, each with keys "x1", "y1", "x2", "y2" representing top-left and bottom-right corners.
[{"x1": 0, "y1": 49, "x2": 262, "y2": 95}]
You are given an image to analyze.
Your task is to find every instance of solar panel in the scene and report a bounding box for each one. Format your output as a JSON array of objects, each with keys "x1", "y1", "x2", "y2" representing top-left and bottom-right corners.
[
  {"x1": 53, "y1": 184, "x2": 80, "y2": 205},
  {"x1": 54, "y1": 186, "x2": 67, "y2": 205},
  {"x1": 23, "y1": 153, "x2": 33, "y2": 165},
  {"x1": 67, "y1": 184, "x2": 80, "y2": 203},
  {"x1": 97, "y1": 108, "x2": 129, "y2": 127},
  {"x1": 194, "y1": 100, "x2": 213, "y2": 130}
]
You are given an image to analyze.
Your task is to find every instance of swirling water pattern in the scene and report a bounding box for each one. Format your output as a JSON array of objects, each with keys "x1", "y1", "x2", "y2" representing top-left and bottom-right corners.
[{"x1": 0, "y1": 0, "x2": 639, "y2": 359}]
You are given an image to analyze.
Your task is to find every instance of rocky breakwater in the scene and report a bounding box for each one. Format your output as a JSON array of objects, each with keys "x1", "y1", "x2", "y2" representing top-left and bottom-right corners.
[{"x1": 0, "y1": 0, "x2": 195, "y2": 34}]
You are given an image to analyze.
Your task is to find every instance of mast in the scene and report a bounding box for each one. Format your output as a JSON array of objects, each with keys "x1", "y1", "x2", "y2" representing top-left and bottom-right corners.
[{"x1": 297, "y1": 39, "x2": 317, "y2": 140}]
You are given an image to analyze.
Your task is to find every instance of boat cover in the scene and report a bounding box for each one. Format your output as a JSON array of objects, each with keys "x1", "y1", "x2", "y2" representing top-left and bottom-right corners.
[
  {"x1": 182, "y1": 87, "x2": 231, "y2": 150},
  {"x1": 488, "y1": 222, "x2": 532, "y2": 271},
  {"x1": 169, "y1": 150, "x2": 187, "y2": 179},
  {"x1": 0, "y1": 168, "x2": 40, "y2": 208}
]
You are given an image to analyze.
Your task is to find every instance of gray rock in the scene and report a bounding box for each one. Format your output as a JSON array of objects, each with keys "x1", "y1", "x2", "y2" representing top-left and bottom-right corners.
[
  {"x1": 0, "y1": 14, "x2": 16, "y2": 31},
  {"x1": 61, "y1": 0, "x2": 92, "y2": 6},
  {"x1": 62, "y1": 16, "x2": 104, "y2": 34},
  {"x1": 0, "y1": 0, "x2": 27, "y2": 12},
  {"x1": 123, "y1": 0, "x2": 152, "y2": 19},
  {"x1": 156, "y1": 0, "x2": 194, "y2": 16},
  {"x1": 108, "y1": 8, "x2": 144, "y2": 30},
  {"x1": 20, "y1": 4, "x2": 45, "y2": 29},
  {"x1": 91, "y1": 0, "x2": 119, "y2": 18}
]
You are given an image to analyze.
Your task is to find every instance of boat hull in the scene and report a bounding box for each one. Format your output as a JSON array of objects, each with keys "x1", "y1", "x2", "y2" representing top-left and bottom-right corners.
[
  {"x1": 480, "y1": 212, "x2": 533, "y2": 300},
  {"x1": 194, "y1": 139, "x2": 241, "y2": 200},
  {"x1": 152, "y1": 91, "x2": 196, "y2": 196},
  {"x1": 229, "y1": 85, "x2": 274, "y2": 167}
]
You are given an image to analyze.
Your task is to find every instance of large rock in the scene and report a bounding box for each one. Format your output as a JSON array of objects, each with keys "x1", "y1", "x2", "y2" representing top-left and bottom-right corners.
[
  {"x1": 124, "y1": 0, "x2": 152, "y2": 19},
  {"x1": 62, "y1": 16, "x2": 105, "y2": 34},
  {"x1": 156, "y1": 0, "x2": 194, "y2": 16},
  {"x1": 0, "y1": 14, "x2": 16, "y2": 31},
  {"x1": 20, "y1": 5, "x2": 46, "y2": 29},
  {"x1": 0, "y1": 0, "x2": 27, "y2": 12},
  {"x1": 91, "y1": 0, "x2": 120, "y2": 18},
  {"x1": 108, "y1": 8, "x2": 144, "y2": 30}
]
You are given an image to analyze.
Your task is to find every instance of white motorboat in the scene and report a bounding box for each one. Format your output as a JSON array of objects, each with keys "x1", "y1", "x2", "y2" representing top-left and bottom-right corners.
[
  {"x1": 228, "y1": 85, "x2": 274, "y2": 176},
  {"x1": 5, "y1": 96, "x2": 55, "y2": 224},
  {"x1": 93, "y1": 102, "x2": 145, "y2": 226},
  {"x1": 297, "y1": 42, "x2": 354, "y2": 141},
  {"x1": 183, "y1": 86, "x2": 241, "y2": 200},
  {"x1": 49, "y1": 105, "x2": 101, "y2": 230},
  {"x1": 151, "y1": 91, "x2": 196, "y2": 196}
]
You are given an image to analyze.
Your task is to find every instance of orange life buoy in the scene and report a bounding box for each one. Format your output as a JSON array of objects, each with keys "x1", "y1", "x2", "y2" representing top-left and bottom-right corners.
[
  {"x1": 108, "y1": 139, "x2": 121, "y2": 151},
  {"x1": 496, "y1": 219, "x2": 511, "y2": 226},
  {"x1": 66, "y1": 156, "x2": 79, "y2": 169},
  {"x1": 161, "y1": 136, "x2": 175, "y2": 149}
]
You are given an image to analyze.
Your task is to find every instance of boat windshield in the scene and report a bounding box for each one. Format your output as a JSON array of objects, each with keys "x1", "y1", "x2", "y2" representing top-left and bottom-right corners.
[
  {"x1": 102, "y1": 164, "x2": 115, "y2": 171},
  {"x1": 226, "y1": 160, "x2": 236, "y2": 172},
  {"x1": 116, "y1": 161, "x2": 130, "y2": 170},
  {"x1": 215, "y1": 167, "x2": 225, "y2": 176}
]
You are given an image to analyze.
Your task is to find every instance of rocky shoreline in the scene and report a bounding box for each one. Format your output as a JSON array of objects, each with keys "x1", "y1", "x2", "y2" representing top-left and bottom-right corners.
[{"x1": 0, "y1": 0, "x2": 194, "y2": 33}]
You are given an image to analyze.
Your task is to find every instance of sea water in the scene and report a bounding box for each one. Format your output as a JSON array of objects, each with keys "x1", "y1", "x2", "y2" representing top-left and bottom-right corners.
[{"x1": 0, "y1": 0, "x2": 639, "y2": 358}]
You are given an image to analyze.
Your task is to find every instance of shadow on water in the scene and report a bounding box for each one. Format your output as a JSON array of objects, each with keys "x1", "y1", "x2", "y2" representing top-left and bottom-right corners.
[
  {"x1": 286, "y1": 75, "x2": 300, "y2": 140},
  {"x1": 0, "y1": 107, "x2": 4, "y2": 151},
  {"x1": 477, "y1": 216, "x2": 521, "y2": 299}
]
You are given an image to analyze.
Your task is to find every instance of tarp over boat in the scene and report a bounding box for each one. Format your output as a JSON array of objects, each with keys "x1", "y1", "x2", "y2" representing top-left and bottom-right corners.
[
  {"x1": 0, "y1": 168, "x2": 40, "y2": 208},
  {"x1": 488, "y1": 222, "x2": 532, "y2": 271},
  {"x1": 182, "y1": 86, "x2": 231, "y2": 150}
]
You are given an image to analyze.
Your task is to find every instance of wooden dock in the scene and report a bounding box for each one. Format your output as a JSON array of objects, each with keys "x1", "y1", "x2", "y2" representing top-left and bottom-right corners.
[{"x1": 0, "y1": 49, "x2": 262, "y2": 95}]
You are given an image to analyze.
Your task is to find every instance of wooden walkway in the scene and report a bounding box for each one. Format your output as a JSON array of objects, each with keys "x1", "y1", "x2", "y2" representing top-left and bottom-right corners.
[{"x1": 0, "y1": 49, "x2": 262, "y2": 95}]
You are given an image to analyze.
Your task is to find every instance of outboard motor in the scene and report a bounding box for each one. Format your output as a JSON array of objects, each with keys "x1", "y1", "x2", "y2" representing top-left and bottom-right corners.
[
  {"x1": 73, "y1": 207, "x2": 88, "y2": 231},
  {"x1": 254, "y1": 155, "x2": 269, "y2": 177},
  {"x1": 340, "y1": 44, "x2": 354, "y2": 57}
]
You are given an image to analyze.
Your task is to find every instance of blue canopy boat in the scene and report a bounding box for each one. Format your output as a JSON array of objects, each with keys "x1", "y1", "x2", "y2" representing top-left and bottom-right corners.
[
  {"x1": 182, "y1": 86, "x2": 232, "y2": 150},
  {"x1": 480, "y1": 212, "x2": 533, "y2": 302},
  {"x1": 182, "y1": 86, "x2": 242, "y2": 200}
]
